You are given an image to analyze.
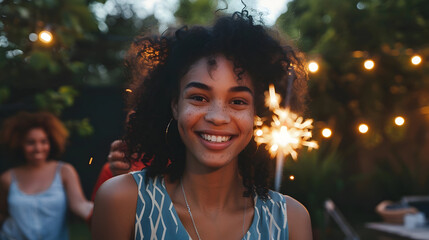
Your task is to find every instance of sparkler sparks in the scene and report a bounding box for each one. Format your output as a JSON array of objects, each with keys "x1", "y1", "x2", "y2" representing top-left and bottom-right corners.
[
  {"x1": 254, "y1": 84, "x2": 318, "y2": 160},
  {"x1": 89, "y1": 157, "x2": 93, "y2": 165}
]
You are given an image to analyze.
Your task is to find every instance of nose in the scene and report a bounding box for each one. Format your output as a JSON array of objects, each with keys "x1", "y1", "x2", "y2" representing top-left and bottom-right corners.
[
  {"x1": 204, "y1": 101, "x2": 230, "y2": 125},
  {"x1": 34, "y1": 143, "x2": 43, "y2": 152}
]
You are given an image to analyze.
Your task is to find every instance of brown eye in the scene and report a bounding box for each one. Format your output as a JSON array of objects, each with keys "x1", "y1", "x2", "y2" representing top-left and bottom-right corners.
[
  {"x1": 190, "y1": 95, "x2": 208, "y2": 102},
  {"x1": 231, "y1": 99, "x2": 248, "y2": 105}
]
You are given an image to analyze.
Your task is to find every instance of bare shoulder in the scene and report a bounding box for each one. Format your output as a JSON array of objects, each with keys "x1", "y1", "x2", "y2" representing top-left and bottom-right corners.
[
  {"x1": 95, "y1": 173, "x2": 137, "y2": 204},
  {"x1": 59, "y1": 162, "x2": 78, "y2": 182},
  {"x1": 0, "y1": 169, "x2": 12, "y2": 189},
  {"x1": 92, "y1": 174, "x2": 137, "y2": 240},
  {"x1": 284, "y1": 195, "x2": 313, "y2": 240},
  {"x1": 60, "y1": 161, "x2": 75, "y2": 173}
]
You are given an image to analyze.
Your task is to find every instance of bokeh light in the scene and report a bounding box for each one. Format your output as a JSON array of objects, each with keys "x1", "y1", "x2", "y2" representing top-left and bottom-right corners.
[
  {"x1": 308, "y1": 61, "x2": 319, "y2": 73},
  {"x1": 322, "y1": 128, "x2": 332, "y2": 138},
  {"x1": 394, "y1": 116, "x2": 405, "y2": 126},
  {"x1": 364, "y1": 60, "x2": 375, "y2": 70},
  {"x1": 289, "y1": 175, "x2": 295, "y2": 180},
  {"x1": 358, "y1": 124, "x2": 369, "y2": 134},
  {"x1": 39, "y1": 30, "x2": 53, "y2": 44},
  {"x1": 411, "y1": 55, "x2": 422, "y2": 65},
  {"x1": 29, "y1": 33, "x2": 38, "y2": 42}
]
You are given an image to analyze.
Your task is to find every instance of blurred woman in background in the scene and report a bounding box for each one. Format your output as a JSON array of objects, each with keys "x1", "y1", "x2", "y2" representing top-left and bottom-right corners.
[{"x1": 0, "y1": 111, "x2": 93, "y2": 240}]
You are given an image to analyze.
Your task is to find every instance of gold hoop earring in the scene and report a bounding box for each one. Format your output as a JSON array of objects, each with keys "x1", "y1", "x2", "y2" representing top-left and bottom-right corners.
[{"x1": 165, "y1": 118, "x2": 174, "y2": 145}]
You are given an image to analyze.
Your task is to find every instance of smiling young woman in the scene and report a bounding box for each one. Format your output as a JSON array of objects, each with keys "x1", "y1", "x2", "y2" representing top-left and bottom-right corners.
[{"x1": 92, "y1": 11, "x2": 312, "y2": 240}]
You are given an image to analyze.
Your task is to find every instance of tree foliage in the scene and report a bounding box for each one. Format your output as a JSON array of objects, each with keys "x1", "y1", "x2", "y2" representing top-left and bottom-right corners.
[{"x1": 0, "y1": 0, "x2": 158, "y2": 135}]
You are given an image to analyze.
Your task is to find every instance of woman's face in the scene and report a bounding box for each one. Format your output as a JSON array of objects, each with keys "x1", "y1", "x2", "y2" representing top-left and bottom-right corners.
[
  {"x1": 172, "y1": 55, "x2": 255, "y2": 170},
  {"x1": 23, "y1": 128, "x2": 50, "y2": 164}
]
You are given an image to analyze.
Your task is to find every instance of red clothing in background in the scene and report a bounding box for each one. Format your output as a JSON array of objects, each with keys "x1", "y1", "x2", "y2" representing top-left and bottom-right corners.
[{"x1": 91, "y1": 161, "x2": 146, "y2": 201}]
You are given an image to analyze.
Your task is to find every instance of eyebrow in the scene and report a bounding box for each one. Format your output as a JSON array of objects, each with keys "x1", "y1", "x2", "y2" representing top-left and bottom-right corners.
[{"x1": 184, "y1": 82, "x2": 254, "y2": 95}]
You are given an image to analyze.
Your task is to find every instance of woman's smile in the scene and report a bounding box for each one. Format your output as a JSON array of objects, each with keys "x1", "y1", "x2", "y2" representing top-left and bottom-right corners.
[{"x1": 172, "y1": 54, "x2": 255, "y2": 169}]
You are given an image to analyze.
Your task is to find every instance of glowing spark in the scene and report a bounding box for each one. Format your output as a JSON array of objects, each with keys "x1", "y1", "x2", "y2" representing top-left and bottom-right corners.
[
  {"x1": 358, "y1": 124, "x2": 369, "y2": 134},
  {"x1": 89, "y1": 157, "x2": 93, "y2": 165},
  {"x1": 265, "y1": 84, "x2": 281, "y2": 110},
  {"x1": 254, "y1": 85, "x2": 318, "y2": 160},
  {"x1": 125, "y1": 88, "x2": 133, "y2": 93},
  {"x1": 394, "y1": 116, "x2": 405, "y2": 126},
  {"x1": 308, "y1": 61, "x2": 319, "y2": 73},
  {"x1": 39, "y1": 30, "x2": 53, "y2": 44},
  {"x1": 411, "y1": 55, "x2": 422, "y2": 65},
  {"x1": 289, "y1": 175, "x2": 295, "y2": 180},
  {"x1": 364, "y1": 60, "x2": 375, "y2": 70},
  {"x1": 322, "y1": 128, "x2": 332, "y2": 138}
]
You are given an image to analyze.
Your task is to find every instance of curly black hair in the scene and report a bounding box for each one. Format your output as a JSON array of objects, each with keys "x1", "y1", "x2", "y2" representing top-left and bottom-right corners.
[{"x1": 124, "y1": 11, "x2": 308, "y2": 200}]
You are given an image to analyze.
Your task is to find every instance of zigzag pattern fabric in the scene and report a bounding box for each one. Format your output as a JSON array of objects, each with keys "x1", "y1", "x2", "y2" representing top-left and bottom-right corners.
[{"x1": 131, "y1": 170, "x2": 289, "y2": 240}]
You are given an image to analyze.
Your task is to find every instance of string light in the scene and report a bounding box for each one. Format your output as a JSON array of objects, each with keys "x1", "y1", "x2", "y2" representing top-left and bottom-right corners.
[
  {"x1": 358, "y1": 124, "x2": 369, "y2": 134},
  {"x1": 322, "y1": 128, "x2": 332, "y2": 138},
  {"x1": 308, "y1": 61, "x2": 319, "y2": 73},
  {"x1": 39, "y1": 30, "x2": 53, "y2": 44},
  {"x1": 364, "y1": 60, "x2": 375, "y2": 70},
  {"x1": 394, "y1": 116, "x2": 405, "y2": 126},
  {"x1": 411, "y1": 55, "x2": 422, "y2": 65}
]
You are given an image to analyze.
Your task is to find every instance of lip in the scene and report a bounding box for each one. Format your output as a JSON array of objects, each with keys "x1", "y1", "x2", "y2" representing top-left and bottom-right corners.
[{"x1": 195, "y1": 130, "x2": 236, "y2": 151}]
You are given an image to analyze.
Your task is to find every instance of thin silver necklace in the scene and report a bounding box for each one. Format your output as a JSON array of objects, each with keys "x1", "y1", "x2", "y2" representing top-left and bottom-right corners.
[{"x1": 180, "y1": 179, "x2": 247, "y2": 240}]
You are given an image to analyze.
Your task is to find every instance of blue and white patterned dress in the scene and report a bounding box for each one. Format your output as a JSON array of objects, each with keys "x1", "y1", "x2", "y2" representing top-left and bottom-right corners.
[{"x1": 131, "y1": 169, "x2": 289, "y2": 240}]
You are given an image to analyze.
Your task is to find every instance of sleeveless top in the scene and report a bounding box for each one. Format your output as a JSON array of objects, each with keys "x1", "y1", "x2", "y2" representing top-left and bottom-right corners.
[
  {"x1": 0, "y1": 162, "x2": 69, "y2": 240},
  {"x1": 131, "y1": 170, "x2": 289, "y2": 240}
]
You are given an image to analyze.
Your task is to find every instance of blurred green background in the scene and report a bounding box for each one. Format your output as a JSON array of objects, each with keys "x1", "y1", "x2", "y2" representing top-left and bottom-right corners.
[{"x1": 1, "y1": 0, "x2": 429, "y2": 239}]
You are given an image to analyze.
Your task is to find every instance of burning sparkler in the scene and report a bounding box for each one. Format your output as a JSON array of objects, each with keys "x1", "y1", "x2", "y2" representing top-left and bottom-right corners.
[{"x1": 254, "y1": 84, "x2": 318, "y2": 191}]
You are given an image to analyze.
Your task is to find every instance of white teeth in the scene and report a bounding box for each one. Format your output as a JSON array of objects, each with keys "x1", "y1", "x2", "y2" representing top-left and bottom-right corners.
[{"x1": 201, "y1": 134, "x2": 231, "y2": 143}]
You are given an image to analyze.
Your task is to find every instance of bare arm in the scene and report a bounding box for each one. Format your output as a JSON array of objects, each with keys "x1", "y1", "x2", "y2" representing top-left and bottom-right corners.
[
  {"x1": 0, "y1": 171, "x2": 11, "y2": 227},
  {"x1": 61, "y1": 163, "x2": 93, "y2": 220},
  {"x1": 91, "y1": 174, "x2": 137, "y2": 240},
  {"x1": 285, "y1": 195, "x2": 313, "y2": 240}
]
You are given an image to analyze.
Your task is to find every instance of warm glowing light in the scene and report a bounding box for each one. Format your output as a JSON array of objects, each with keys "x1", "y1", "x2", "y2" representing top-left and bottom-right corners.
[
  {"x1": 39, "y1": 30, "x2": 53, "y2": 44},
  {"x1": 125, "y1": 88, "x2": 133, "y2": 93},
  {"x1": 394, "y1": 116, "x2": 405, "y2": 126},
  {"x1": 322, "y1": 128, "x2": 332, "y2": 138},
  {"x1": 264, "y1": 84, "x2": 281, "y2": 110},
  {"x1": 411, "y1": 55, "x2": 422, "y2": 65},
  {"x1": 254, "y1": 85, "x2": 318, "y2": 160},
  {"x1": 364, "y1": 60, "x2": 375, "y2": 70},
  {"x1": 308, "y1": 61, "x2": 319, "y2": 73},
  {"x1": 270, "y1": 144, "x2": 279, "y2": 152},
  {"x1": 89, "y1": 157, "x2": 93, "y2": 165},
  {"x1": 289, "y1": 175, "x2": 295, "y2": 180},
  {"x1": 358, "y1": 124, "x2": 369, "y2": 134}
]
